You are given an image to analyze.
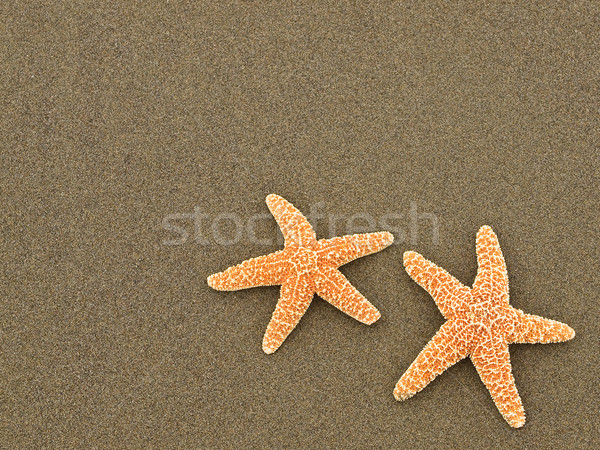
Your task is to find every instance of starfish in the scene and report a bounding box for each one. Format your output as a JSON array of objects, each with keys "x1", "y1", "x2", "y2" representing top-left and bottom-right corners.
[
  {"x1": 394, "y1": 226, "x2": 575, "y2": 428},
  {"x1": 207, "y1": 194, "x2": 394, "y2": 354}
]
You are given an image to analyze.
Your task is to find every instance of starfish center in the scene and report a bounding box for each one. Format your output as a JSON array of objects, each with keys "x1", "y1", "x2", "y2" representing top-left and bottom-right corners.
[
  {"x1": 288, "y1": 246, "x2": 319, "y2": 278},
  {"x1": 466, "y1": 303, "x2": 504, "y2": 329}
]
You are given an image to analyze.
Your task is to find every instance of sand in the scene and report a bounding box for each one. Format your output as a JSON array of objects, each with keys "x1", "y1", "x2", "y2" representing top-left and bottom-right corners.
[{"x1": 1, "y1": 1, "x2": 598, "y2": 447}]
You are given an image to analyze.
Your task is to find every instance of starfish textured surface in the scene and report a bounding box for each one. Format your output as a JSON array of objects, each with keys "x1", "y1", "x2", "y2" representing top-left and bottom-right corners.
[
  {"x1": 208, "y1": 194, "x2": 394, "y2": 354},
  {"x1": 394, "y1": 226, "x2": 575, "y2": 428}
]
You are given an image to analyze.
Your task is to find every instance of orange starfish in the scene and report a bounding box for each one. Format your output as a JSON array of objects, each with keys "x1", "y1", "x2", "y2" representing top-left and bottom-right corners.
[
  {"x1": 208, "y1": 194, "x2": 394, "y2": 354},
  {"x1": 394, "y1": 226, "x2": 575, "y2": 428}
]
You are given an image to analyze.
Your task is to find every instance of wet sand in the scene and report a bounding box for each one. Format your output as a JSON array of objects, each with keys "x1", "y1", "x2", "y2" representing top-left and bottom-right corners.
[{"x1": 1, "y1": 2, "x2": 598, "y2": 447}]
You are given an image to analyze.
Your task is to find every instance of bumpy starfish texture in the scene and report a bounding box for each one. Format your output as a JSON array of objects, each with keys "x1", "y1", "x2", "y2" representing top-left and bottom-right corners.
[
  {"x1": 208, "y1": 194, "x2": 394, "y2": 354},
  {"x1": 394, "y1": 226, "x2": 574, "y2": 428}
]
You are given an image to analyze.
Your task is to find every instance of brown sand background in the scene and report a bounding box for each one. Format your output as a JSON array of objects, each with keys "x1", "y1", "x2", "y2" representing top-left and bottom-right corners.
[{"x1": 1, "y1": 1, "x2": 599, "y2": 448}]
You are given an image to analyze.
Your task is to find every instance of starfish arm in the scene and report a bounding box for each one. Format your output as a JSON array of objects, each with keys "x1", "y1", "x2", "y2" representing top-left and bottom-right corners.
[
  {"x1": 207, "y1": 250, "x2": 291, "y2": 291},
  {"x1": 314, "y1": 266, "x2": 381, "y2": 324},
  {"x1": 471, "y1": 336, "x2": 525, "y2": 428},
  {"x1": 403, "y1": 251, "x2": 471, "y2": 319},
  {"x1": 473, "y1": 225, "x2": 510, "y2": 304},
  {"x1": 394, "y1": 320, "x2": 469, "y2": 400},
  {"x1": 508, "y1": 311, "x2": 575, "y2": 344},
  {"x1": 315, "y1": 232, "x2": 394, "y2": 267},
  {"x1": 262, "y1": 275, "x2": 314, "y2": 354},
  {"x1": 266, "y1": 194, "x2": 317, "y2": 247}
]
